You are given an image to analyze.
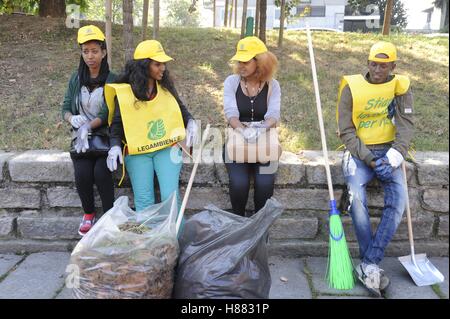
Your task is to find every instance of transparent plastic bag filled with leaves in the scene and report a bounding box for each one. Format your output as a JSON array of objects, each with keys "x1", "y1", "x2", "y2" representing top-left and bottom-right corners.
[{"x1": 69, "y1": 192, "x2": 180, "y2": 299}]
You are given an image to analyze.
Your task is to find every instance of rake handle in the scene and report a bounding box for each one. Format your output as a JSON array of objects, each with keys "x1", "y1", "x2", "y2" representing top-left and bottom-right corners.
[
  {"x1": 306, "y1": 25, "x2": 334, "y2": 201},
  {"x1": 402, "y1": 161, "x2": 416, "y2": 256},
  {"x1": 175, "y1": 124, "x2": 211, "y2": 235}
]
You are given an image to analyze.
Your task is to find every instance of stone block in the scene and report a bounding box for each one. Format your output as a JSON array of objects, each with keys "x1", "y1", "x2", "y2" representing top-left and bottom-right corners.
[
  {"x1": 0, "y1": 188, "x2": 41, "y2": 209},
  {"x1": 0, "y1": 217, "x2": 16, "y2": 237},
  {"x1": 439, "y1": 215, "x2": 449, "y2": 237},
  {"x1": 9, "y1": 150, "x2": 74, "y2": 182},
  {"x1": 268, "y1": 240, "x2": 345, "y2": 257},
  {"x1": 180, "y1": 162, "x2": 217, "y2": 185},
  {"x1": 0, "y1": 252, "x2": 71, "y2": 299},
  {"x1": 0, "y1": 240, "x2": 76, "y2": 254},
  {"x1": 274, "y1": 189, "x2": 342, "y2": 211},
  {"x1": 180, "y1": 187, "x2": 231, "y2": 210},
  {"x1": 0, "y1": 254, "x2": 23, "y2": 279},
  {"x1": 415, "y1": 152, "x2": 449, "y2": 186},
  {"x1": 338, "y1": 215, "x2": 434, "y2": 242},
  {"x1": 0, "y1": 152, "x2": 15, "y2": 182},
  {"x1": 215, "y1": 163, "x2": 229, "y2": 185},
  {"x1": 269, "y1": 217, "x2": 318, "y2": 239},
  {"x1": 366, "y1": 187, "x2": 421, "y2": 212},
  {"x1": 47, "y1": 187, "x2": 114, "y2": 209},
  {"x1": 275, "y1": 152, "x2": 305, "y2": 185},
  {"x1": 422, "y1": 189, "x2": 449, "y2": 213},
  {"x1": 17, "y1": 217, "x2": 80, "y2": 240},
  {"x1": 300, "y1": 150, "x2": 345, "y2": 186}
]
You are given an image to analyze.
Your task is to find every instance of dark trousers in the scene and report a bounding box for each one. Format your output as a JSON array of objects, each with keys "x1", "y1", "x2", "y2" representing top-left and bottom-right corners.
[
  {"x1": 225, "y1": 161, "x2": 276, "y2": 217},
  {"x1": 71, "y1": 153, "x2": 114, "y2": 216}
]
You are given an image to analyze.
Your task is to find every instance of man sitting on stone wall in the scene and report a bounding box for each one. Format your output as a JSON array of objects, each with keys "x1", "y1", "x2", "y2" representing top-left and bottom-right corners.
[{"x1": 336, "y1": 41, "x2": 414, "y2": 296}]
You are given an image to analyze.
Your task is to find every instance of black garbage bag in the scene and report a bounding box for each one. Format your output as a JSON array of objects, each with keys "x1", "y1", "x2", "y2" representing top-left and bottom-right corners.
[{"x1": 173, "y1": 198, "x2": 283, "y2": 299}]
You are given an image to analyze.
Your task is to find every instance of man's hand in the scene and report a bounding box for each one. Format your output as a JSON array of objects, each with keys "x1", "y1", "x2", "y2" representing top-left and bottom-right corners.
[{"x1": 374, "y1": 156, "x2": 394, "y2": 182}]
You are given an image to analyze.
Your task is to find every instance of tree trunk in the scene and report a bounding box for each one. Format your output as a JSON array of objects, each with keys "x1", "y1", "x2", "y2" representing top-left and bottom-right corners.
[
  {"x1": 105, "y1": 0, "x2": 113, "y2": 68},
  {"x1": 382, "y1": 0, "x2": 394, "y2": 35},
  {"x1": 234, "y1": 0, "x2": 238, "y2": 28},
  {"x1": 278, "y1": 0, "x2": 285, "y2": 48},
  {"x1": 123, "y1": 0, "x2": 134, "y2": 62},
  {"x1": 240, "y1": 0, "x2": 248, "y2": 38},
  {"x1": 39, "y1": 0, "x2": 65, "y2": 17},
  {"x1": 224, "y1": 0, "x2": 229, "y2": 27},
  {"x1": 229, "y1": 0, "x2": 233, "y2": 27},
  {"x1": 153, "y1": 0, "x2": 160, "y2": 39},
  {"x1": 259, "y1": 0, "x2": 267, "y2": 43},
  {"x1": 213, "y1": 0, "x2": 216, "y2": 27},
  {"x1": 142, "y1": 0, "x2": 149, "y2": 40},
  {"x1": 254, "y1": 0, "x2": 260, "y2": 36}
]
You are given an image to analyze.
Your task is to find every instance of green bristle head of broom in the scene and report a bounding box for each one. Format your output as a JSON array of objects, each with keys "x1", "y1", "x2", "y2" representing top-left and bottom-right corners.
[{"x1": 326, "y1": 200, "x2": 355, "y2": 290}]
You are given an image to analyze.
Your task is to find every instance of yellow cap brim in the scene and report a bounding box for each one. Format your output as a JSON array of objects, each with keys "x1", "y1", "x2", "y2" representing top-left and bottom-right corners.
[
  {"x1": 151, "y1": 54, "x2": 173, "y2": 62},
  {"x1": 230, "y1": 53, "x2": 255, "y2": 62},
  {"x1": 78, "y1": 35, "x2": 105, "y2": 44},
  {"x1": 368, "y1": 56, "x2": 396, "y2": 63},
  {"x1": 135, "y1": 54, "x2": 173, "y2": 62}
]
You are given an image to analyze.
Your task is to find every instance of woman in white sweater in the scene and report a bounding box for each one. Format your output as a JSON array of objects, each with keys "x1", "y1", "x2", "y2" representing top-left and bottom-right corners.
[{"x1": 223, "y1": 36, "x2": 281, "y2": 216}]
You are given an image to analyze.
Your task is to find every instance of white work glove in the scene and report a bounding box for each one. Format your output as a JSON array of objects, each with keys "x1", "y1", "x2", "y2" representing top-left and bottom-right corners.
[
  {"x1": 107, "y1": 145, "x2": 123, "y2": 172},
  {"x1": 185, "y1": 119, "x2": 199, "y2": 148},
  {"x1": 240, "y1": 127, "x2": 262, "y2": 144},
  {"x1": 386, "y1": 148, "x2": 404, "y2": 168},
  {"x1": 70, "y1": 115, "x2": 88, "y2": 129},
  {"x1": 247, "y1": 121, "x2": 269, "y2": 129},
  {"x1": 74, "y1": 122, "x2": 91, "y2": 153}
]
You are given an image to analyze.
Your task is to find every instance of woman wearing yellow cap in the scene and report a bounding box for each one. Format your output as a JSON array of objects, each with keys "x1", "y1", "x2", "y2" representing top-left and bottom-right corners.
[
  {"x1": 61, "y1": 25, "x2": 116, "y2": 236},
  {"x1": 105, "y1": 40, "x2": 197, "y2": 213},
  {"x1": 223, "y1": 36, "x2": 281, "y2": 216}
]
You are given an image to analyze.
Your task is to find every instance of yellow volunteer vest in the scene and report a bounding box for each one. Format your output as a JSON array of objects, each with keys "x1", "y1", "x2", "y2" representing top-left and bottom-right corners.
[
  {"x1": 105, "y1": 82, "x2": 186, "y2": 155},
  {"x1": 336, "y1": 74, "x2": 410, "y2": 145}
]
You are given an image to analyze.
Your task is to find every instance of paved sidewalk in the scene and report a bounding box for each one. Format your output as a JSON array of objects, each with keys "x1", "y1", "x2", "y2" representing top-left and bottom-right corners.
[{"x1": 0, "y1": 252, "x2": 448, "y2": 299}]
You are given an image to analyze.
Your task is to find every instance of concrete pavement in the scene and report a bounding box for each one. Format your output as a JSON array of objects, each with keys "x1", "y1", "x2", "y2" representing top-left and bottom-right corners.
[{"x1": 0, "y1": 252, "x2": 448, "y2": 299}]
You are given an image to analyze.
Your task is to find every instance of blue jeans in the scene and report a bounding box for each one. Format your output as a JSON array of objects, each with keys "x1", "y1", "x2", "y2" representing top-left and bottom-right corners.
[
  {"x1": 342, "y1": 148, "x2": 406, "y2": 265},
  {"x1": 125, "y1": 146, "x2": 182, "y2": 212}
]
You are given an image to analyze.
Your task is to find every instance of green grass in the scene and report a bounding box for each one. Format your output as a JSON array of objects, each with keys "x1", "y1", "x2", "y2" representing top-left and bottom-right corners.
[{"x1": 0, "y1": 15, "x2": 448, "y2": 152}]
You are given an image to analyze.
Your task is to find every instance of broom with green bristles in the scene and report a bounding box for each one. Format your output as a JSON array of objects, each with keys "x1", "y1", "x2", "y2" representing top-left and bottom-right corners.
[{"x1": 305, "y1": 25, "x2": 355, "y2": 290}]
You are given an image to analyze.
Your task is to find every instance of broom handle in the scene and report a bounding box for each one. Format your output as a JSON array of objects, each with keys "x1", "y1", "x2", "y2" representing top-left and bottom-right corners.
[
  {"x1": 306, "y1": 25, "x2": 335, "y2": 201},
  {"x1": 175, "y1": 124, "x2": 211, "y2": 235},
  {"x1": 402, "y1": 161, "x2": 416, "y2": 257}
]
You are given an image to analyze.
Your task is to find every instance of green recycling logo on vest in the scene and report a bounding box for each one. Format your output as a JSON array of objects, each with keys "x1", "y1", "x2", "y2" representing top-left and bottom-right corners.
[{"x1": 147, "y1": 119, "x2": 166, "y2": 140}]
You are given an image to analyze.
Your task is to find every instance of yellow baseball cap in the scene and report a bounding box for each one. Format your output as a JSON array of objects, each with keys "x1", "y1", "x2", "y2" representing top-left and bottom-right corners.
[
  {"x1": 230, "y1": 36, "x2": 268, "y2": 62},
  {"x1": 77, "y1": 25, "x2": 105, "y2": 44},
  {"x1": 368, "y1": 41, "x2": 397, "y2": 62},
  {"x1": 133, "y1": 40, "x2": 173, "y2": 62}
]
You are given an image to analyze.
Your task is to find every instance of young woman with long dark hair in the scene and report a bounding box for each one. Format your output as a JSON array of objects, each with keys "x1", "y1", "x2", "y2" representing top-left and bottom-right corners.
[{"x1": 61, "y1": 25, "x2": 116, "y2": 236}]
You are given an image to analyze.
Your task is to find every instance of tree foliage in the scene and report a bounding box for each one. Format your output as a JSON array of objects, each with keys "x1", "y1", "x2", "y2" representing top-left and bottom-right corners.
[
  {"x1": 165, "y1": 0, "x2": 200, "y2": 27},
  {"x1": 347, "y1": 0, "x2": 408, "y2": 29},
  {"x1": 274, "y1": 0, "x2": 300, "y2": 19},
  {"x1": 0, "y1": 0, "x2": 87, "y2": 15}
]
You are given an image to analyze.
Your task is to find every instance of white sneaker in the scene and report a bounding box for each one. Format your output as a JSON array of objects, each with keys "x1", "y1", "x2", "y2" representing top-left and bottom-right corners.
[
  {"x1": 380, "y1": 269, "x2": 390, "y2": 291},
  {"x1": 355, "y1": 263, "x2": 381, "y2": 297}
]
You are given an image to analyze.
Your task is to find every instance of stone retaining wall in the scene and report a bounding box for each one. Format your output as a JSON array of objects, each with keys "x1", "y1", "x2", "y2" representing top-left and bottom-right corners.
[{"x1": 0, "y1": 150, "x2": 448, "y2": 257}]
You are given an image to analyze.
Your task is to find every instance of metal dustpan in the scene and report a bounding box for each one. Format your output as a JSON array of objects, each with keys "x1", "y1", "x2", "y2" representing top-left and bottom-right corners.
[
  {"x1": 398, "y1": 162, "x2": 445, "y2": 286},
  {"x1": 399, "y1": 253, "x2": 444, "y2": 286}
]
